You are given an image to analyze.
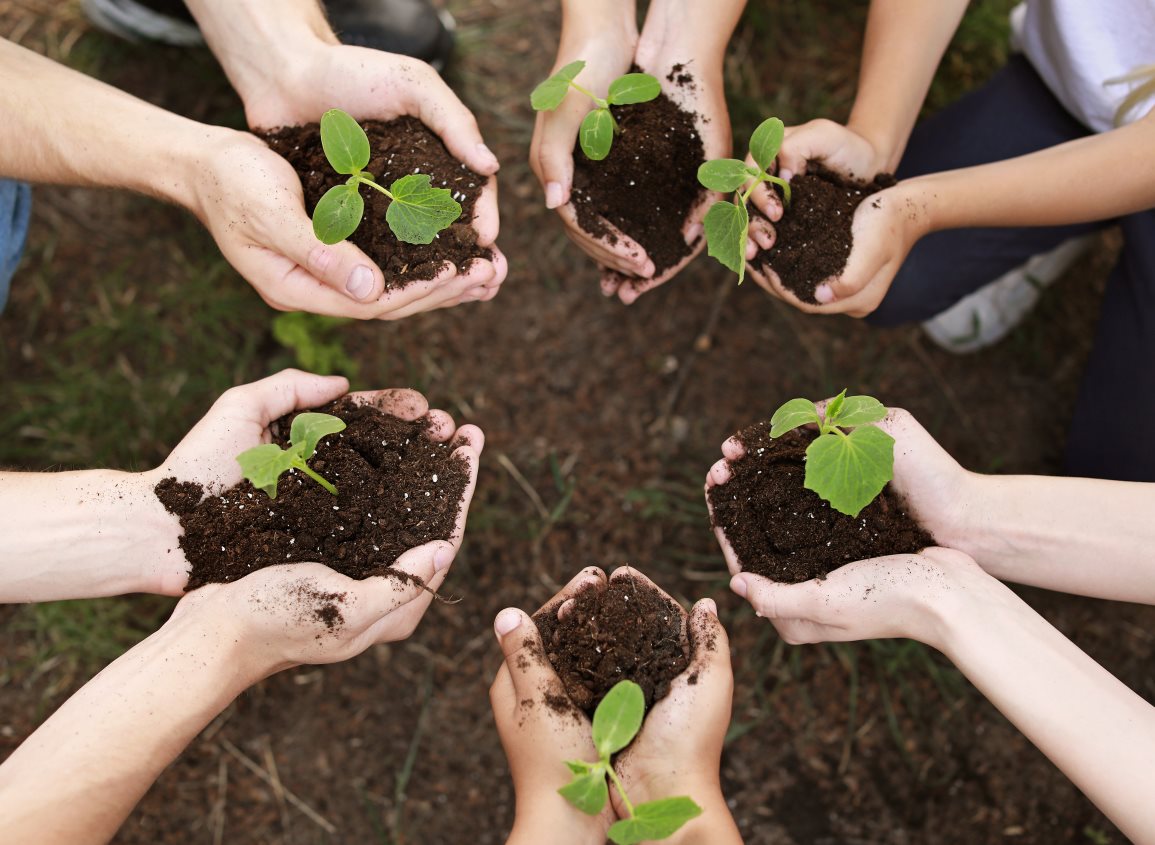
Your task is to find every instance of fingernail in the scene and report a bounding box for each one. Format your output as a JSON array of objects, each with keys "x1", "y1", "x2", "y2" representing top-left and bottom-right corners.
[
  {"x1": 494, "y1": 608, "x2": 522, "y2": 637},
  {"x1": 685, "y1": 223, "x2": 703, "y2": 246},
  {"x1": 477, "y1": 142, "x2": 499, "y2": 169},
  {"x1": 309, "y1": 245, "x2": 333, "y2": 272},
  {"x1": 780, "y1": 169, "x2": 794, "y2": 182},
  {"x1": 433, "y1": 545, "x2": 454, "y2": 572},
  {"x1": 545, "y1": 181, "x2": 564, "y2": 209},
  {"x1": 814, "y1": 284, "x2": 835, "y2": 304},
  {"x1": 639, "y1": 259, "x2": 655, "y2": 278},
  {"x1": 730, "y1": 575, "x2": 748, "y2": 599},
  {"x1": 347, "y1": 265, "x2": 375, "y2": 300},
  {"x1": 701, "y1": 598, "x2": 718, "y2": 617}
]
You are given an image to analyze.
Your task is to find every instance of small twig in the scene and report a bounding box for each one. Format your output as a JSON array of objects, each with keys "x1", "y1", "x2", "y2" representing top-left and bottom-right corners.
[
  {"x1": 219, "y1": 739, "x2": 337, "y2": 834},
  {"x1": 211, "y1": 755, "x2": 228, "y2": 845},
  {"x1": 391, "y1": 667, "x2": 436, "y2": 845},
  {"x1": 658, "y1": 276, "x2": 734, "y2": 421},
  {"x1": 261, "y1": 737, "x2": 291, "y2": 834},
  {"x1": 495, "y1": 451, "x2": 551, "y2": 521}
]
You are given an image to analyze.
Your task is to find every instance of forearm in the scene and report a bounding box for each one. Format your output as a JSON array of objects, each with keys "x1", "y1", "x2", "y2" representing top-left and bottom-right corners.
[
  {"x1": 0, "y1": 610, "x2": 256, "y2": 844},
  {"x1": 640, "y1": 0, "x2": 747, "y2": 73},
  {"x1": 907, "y1": 112, "x2": 1155, "y2": 232},
  {"x1": 507, "y1": 795, "x2": 609, "y2": 845},
  {"x1": 935, "y1": 582, "x2": 1155, "y2": 843},
  {"x1": 950, "y1": 473, "x2": 1155, "y2": 603},
  {"x1": 0, "y1": 38, "x2": 229, "y2": 206},
  {"x1": 846, "y1": 0, "x2": 969, "y2": 171},
  {"x1": 667, "y1": 790, "x2": 742, "y2": 844},
  {"x1": 559, "y1": 0, "x2": 638, "y2": 48},
  {"x1": 0, "y1": 469, "x2": 180, "y2": 601}
]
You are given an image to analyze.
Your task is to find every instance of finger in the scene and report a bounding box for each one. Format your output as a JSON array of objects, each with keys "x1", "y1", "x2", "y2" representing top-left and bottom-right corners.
[
  {"x1": 492, "y1": 606, "x2": 569, "y2": 703},
  {"x1": 707, "y1": 458, "x2": 733, "y2": 487},
  {"x1": 345, "y1": 387, "x2": 430, "y2": 420},
  {"x1": 748, "y1": 181, "x2": 783, "y2": 222},
  {"x1": 684, "y1": 598, "x2": 732, "y2": 679},
  {"x1": 533, "y1": 107, "x2": 579, "y2": 208},
  {"x1": 730, "y1": 572, "x2": 819, "y2": 621},
  {"x1": 424, "y1": 409, "x2": 457, "y2": 442},
  {"x1": 216, "y1": 369, "x2": 349, "y2": 425},
  {"x1": 265, "y1": 212, "x2": 387, "y2": 304},
  {"x1": 615, "y1": 237, "x2": 704, "y2": 304},
  {"x1": 347, "y1": 539, "x2": 449, "y2": 624},
  {"x1": 747, "y1": 215, "x2": 776, "y2": 254},
  {"x1": 721, "y1": 437, "x2": 745, "y2": 461},
  {"x1": 446, "y1": 439, "x2": 481, "y2": 548},
  {"x1": 556, "y1": 203, "x2": 654, "y2": 277},
  {"x1": 541, "y1": 566, "x2": 608, "y2": 618},
  {"x1": 453, "y1": 423, "x2": 485, "y2": 454},
  {"x1": 358, "y1": 539, "x2": 457, "y2": 643},
  {"x1": 471, "y1": 177, "x2": 500, "y2": 246},
  {"x1": 414, "y1": 71, "x2": 500, "y2": 176}
]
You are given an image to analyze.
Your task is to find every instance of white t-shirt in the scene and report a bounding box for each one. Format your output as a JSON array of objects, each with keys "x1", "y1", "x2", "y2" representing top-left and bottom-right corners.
[{"x1": 1011, "y1": 0, "x2": 1155, "y2": 132}]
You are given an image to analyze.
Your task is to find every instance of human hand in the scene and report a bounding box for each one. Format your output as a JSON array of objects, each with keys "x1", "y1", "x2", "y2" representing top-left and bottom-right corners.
[
  {"x1": 490, "y1": 567, "x2": 615, "y2": 843},
  {"x1": 706, "y1": 403, "x2": 980, "y2": 578},
  {"x1": 745, "y1": 179, "x2": 928, "y2": 316},
  {"x1": 146, "y1": 368, "x2": 484, "y2": 594}
]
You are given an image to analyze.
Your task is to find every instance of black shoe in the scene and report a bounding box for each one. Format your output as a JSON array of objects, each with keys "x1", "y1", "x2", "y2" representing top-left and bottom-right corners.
[{"x1": 82, "y1": 0, "x2": 456, "y2": 71}]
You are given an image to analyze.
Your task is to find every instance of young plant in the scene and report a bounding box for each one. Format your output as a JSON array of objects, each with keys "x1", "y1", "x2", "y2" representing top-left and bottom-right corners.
[
  {"x1": 697, "y1": 116, "x2": 792, "y2": 283},
  {"x1": 530, "y1": 61, "x2": 661, "y2": 161},
  {"x1": 559, "y1": 680, "x2": 701, "y2": 844},
  {"x1": 236, "y1": 412, "x2": 346, "y2": 499},
  {"x1": 769, "y1": 390, "x2": 894, "y2": 518},
  {"x1": 311, "y1": 108, "x2": 461, "y2": 246}
]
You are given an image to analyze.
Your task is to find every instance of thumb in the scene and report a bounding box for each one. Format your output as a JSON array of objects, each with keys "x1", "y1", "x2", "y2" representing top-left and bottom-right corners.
[
  {"x1": 272, "y1": 212, "x2": 387, "y2": 304},
  {"x1": 731, "y1": 573, "x2": 819, "y2": 621},
  {"x1": 493, "y1": 607, "x2": 563, "y2": 701},
  {"x1": 534, "y1": 106, "x2": 582, "y2": 209},
  {"x1": 684, "y1": 598, "x2": 732, "y2": 681}
]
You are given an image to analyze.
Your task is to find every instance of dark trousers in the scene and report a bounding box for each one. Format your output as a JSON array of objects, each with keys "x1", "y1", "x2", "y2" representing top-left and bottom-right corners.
[{"x1": 868, "y1": 55, "x2": 1155, "y2": 481}]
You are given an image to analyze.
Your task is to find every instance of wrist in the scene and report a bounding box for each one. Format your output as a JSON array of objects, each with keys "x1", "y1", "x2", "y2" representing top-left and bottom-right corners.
[
  {"x1": 664, "y1": 787, "x2": 737, "y2": 845},
  {"x1": 638, "y1": 0, "x2": 738, "y2": 74},
  {"x1": 510, "y1": 792, "x2": 608, "y2": 844},
  {"x1": 917, "y1": 558, "x2": 1013, "y2": 653},
  {"x1": 167, "y1": 587, "x2": 274, "y2": 687},
  {"x1": 561, "y1": 1, "x2": 638, "y2": 49}
]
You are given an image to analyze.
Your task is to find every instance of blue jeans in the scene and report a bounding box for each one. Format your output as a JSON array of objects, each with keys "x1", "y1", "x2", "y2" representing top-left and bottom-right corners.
[
  {"x1": 0, "y1": 180, "x2": 32, "y2": 314},
  {"x1": 869, "y1": 56, "x2": 1155, "y2": 481}
]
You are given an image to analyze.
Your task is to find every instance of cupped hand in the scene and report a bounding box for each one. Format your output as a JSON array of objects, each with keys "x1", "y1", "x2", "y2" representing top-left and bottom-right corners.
[
  {"x1": 490, "y1": 567, "x2": 615, "y2": 839},
  {"x1": 706, "y1": 404, "x2": 979, "y2": 578},
  {"x1": 147, "y1": 368, "x2": 484, "y2": 594},
  {"x1": 729, "y1": 546, "x2": 993, "y2": 651}
]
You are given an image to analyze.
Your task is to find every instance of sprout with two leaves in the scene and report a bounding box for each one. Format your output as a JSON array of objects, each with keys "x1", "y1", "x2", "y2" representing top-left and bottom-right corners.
[
  {"x1": 311, "y1": 109, "x2": 462, "y2": 246},
  {"x1": 698, "y1": 117, "x2": 792, "y2": 283},
  {"x1": 236, "y1": 412, "x2": 346, "y2": 499},
  {"x1": 530, "y1": 61, "x2": 662, "y2": 161}
]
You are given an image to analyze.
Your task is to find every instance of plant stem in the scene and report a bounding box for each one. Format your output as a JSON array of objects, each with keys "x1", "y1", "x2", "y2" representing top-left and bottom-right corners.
[
  {"x1": 740, "y1": 172, "x2": 768, "y2": 205},
  {"x1": 605, "y1": 766, "x2": 636, "y2": 819},
  {"x1": 295, "y1": 461, "x2": 339, "y2": 496},
  {"x1": 356, "y1": 175, "x2": 393, "y2": 199},
  {"x1": 569, "y1": 80, "x2": 609, "y2": 110}
]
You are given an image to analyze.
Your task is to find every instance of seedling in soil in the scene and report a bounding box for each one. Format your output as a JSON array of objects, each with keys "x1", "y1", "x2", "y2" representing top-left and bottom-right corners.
[
  {"x1": 559, "y1": 680, "x2": 701, "y2": 844},
  {"x1": 530, "y1": 61, "x2": 661, "y2": 161},
  {"x1": 698, "y1": 117, "x2": 791, "y2": 283},
  {"x1": 769, "y1": 390, "x2": 894, "y2": 518},
  {"x1": 311, "y1": 108, "x2": 461, "y2": 245},
  {"x1": 236, "y1": 412, "x2": 346, "y2": 499}
]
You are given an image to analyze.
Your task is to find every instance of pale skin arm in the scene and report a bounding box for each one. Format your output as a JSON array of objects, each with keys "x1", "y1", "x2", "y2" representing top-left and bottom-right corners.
[
  {"x1": 728, "y1": 549, "x2": 1155, "y2": 845},
  {"x1": 0, "y1": 541, "x2": 455, "y2": 845}
]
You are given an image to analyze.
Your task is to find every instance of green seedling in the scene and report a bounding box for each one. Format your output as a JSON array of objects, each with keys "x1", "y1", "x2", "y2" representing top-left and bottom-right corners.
[
  {"x1": 530, "y1": 61, "x2": 661, "y2": 161},
  {"x1": 236, "y1": 412, "x2": 346, "y2": 499},
  {"x1": 559, "y1": 680, "x2": 701, "y2": 844},
  {"x1": 311, "y1": 108, "x2": 461, "y2": 246},
  {"x1": 768, "y1": 390, "x2": 894, "y2": 517},
  {"x1": 697, "y1": 117, "x2": 792, "y2": 283}
]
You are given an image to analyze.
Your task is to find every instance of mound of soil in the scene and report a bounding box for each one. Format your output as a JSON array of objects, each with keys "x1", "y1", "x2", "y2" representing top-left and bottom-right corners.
[
  {"x1": 533, "y1": 574, "x2": 689, "y2": 716},
  {"x1": 708, "y1": 424, "x2": 934, "y2": 583},
  {"x1": 262, "y1": 117, "x2": 492, "y2": 287},
  {"x1": 752, "y1": 163, "x2": 895, "y2": 303},
  {"x1": 155, "y1": 397, "x2": 470, "y2": 590},
  {"x1": 570, "y1": 66, "x2": 706, "y2": 284}
]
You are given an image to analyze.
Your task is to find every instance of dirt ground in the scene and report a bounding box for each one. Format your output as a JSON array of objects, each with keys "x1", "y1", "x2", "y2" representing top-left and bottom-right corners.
[{"x1": 2, "y1": 2, "x2": 1152, "y2": 844}]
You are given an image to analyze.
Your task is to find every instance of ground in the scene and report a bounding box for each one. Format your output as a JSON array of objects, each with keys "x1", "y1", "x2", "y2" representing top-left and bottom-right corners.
[{"x1": 1, "y1": 1, "x2": 1150, "y2": 843}]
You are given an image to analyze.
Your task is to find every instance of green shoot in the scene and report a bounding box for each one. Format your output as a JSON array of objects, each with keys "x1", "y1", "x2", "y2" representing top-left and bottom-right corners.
[
  {"x1": 530, "y1": 61, "x2": 662, "y2": 161},
  {"x1": 236, "y1": 412, "x2": 346, "y2": 499},
  {"x1": 311, "y1": 109, "x2": 461, "y2": 246},
  {"x1": 698, "y1": 117, "x2": 792, "y2": 283},
  {"x1": 768, "y1": 391, "x2": 894, "y2": 518},
  {"x1": 559, "y1": 680, "x2": 702, "y2": 844}
]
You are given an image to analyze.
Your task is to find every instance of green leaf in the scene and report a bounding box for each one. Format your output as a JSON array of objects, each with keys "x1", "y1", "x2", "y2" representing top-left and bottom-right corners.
[
  {"x1": 289, "y1": 412, "x2": 346, "y2": 460},
  {"x1": 558, "y1": 769, "x2": 608, "y2": 816},
  {"x1": 579, "y1": 108, "x2": 615, "y2": 161},
  {"x1": 319, "y1": 109, "x2": 370, "y2": 175},
  {"x1": 824, "y1": 390, "x2": 847, "y2": 426},
  {"x1": 831, "y1": 395, "x2": 888, "y2": 428},
  {"x1": 312, "y1": 183, "x2": 364, "y2": 245},
  {"x1": 384, "y1": 173, "x2": 462, "y2": 245},
  {"x1": 703, "y1": 200, "x2": 750, "y2": 283},
  {"x1": 749, "y1": 117, "x2": 785, "y2": 173},
  {"x1": 531, "y1": 60, "x2": 586, "y2": 111},
  {"x1": 607, "y1": 73, "x2": 661, "y2": 105},
  {"x1": 608, "y1": 798, "x2": 703, "y2": 844},
  {"x1": 564, "y1": 760, "x2": 594, "y2": 776},
  {"x1": 592, "y1": 680, "x2": 644, "y2": 756},
  {"x1": 804, "y1": 425, "x2": 896, "y2": 517},
  {"x1": 236, "y1": 443, "x2": 297, "y2": 500},
  {"x1": 769, "y1": 397, "x2": 820, "y2": 438},
  {"x1": 697, "y1": 159, "x2": 752, "y2": 193}
]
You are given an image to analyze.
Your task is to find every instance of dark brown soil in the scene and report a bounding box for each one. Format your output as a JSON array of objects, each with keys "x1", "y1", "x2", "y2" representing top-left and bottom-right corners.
[
  {"x1": 708, "y1": 424, "x2": 935, "y2": 583},
  {"x1": 533, "y1": 574, "x2": 689, "y2": 716},
  {"x1": 155, "y1": 397, "x2": 469, "y2": 589},
  {"x1": 570, "y1": 69, "x2": 706, "y2": 283},
  {"x1": 752, "y1": 163, "x2": 895, "y2": 303},
  {"x1": 262, "y1": 117, "x2": 492, "y2": 287}
]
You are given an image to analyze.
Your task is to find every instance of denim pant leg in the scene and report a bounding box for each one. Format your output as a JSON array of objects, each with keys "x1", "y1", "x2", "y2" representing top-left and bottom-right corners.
[
  {"x1": 1064, "y1": 209, "x2": 1155, "y2": 481},
  {"x1": 0, "y1": 179, "x2": 32, "y2": 314},
  {"x1": 868, "y1": 54, "x2": 1107, "y2": 327}
]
